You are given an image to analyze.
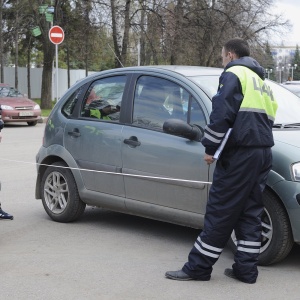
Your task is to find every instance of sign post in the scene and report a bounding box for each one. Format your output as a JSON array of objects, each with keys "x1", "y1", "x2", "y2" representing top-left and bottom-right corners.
[{"x1": 49, "y1": 26, "x2": 64, "y2": 102}]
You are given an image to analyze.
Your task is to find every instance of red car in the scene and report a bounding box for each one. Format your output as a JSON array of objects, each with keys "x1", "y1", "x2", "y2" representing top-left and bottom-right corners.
[{"x1": 0, "y1": 83, "x2": 41, "y2": 126}]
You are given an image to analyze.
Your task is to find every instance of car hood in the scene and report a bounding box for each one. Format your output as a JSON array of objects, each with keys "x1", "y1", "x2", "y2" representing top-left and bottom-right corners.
[
  {"x1": 271, "y1": 129, "x2": 300, "y2": 182},
  {"x1": 273, "y1": 129, "x2": 300, "y2": 149},
  {"x1": 0, "y1": 97, "x2": 36, "y2": 108}
]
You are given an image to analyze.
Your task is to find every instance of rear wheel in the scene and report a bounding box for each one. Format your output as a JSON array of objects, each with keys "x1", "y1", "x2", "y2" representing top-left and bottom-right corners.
[
  {"x1": 41, "y1": 162, "x2": 86, "y2": 222},
  {"x1": 228, "y1": 189, "x2": 294, "y2": 265}
]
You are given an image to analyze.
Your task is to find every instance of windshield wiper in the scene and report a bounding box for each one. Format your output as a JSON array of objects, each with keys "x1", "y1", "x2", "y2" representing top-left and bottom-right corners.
[
  {"x1": 273, "y1": 123, "x2": 300, "y2": 128},
  {"x1": 283, "y1": 123, "x2": 300, "y2": 128}
]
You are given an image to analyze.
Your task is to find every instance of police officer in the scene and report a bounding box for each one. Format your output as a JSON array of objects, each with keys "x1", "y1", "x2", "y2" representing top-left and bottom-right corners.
[
  {"x1": 0, "y1": 106, "x2": 14, "y2": 220},
  {"x1": 165, "y1": 38, "x2": 277, "y2": 284}
]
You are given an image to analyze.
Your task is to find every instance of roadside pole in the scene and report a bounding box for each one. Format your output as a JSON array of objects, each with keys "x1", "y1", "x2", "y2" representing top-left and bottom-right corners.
[{"x1": 49, "y1": 26, "x2": 64, "y2": 102}]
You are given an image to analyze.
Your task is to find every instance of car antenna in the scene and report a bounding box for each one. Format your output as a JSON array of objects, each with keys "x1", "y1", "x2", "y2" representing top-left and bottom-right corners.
[{"x1": 108, "y1": 44, "x2": 124, "y2": 68}]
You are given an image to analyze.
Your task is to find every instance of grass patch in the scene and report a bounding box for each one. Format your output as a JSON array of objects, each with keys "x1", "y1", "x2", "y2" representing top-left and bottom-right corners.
[
  {"x1": 41, "y1": 108, "x2": 52, "y2": 117},
  {"x1": 34, "y1": 99, "x2": 54, "y2": 117}
]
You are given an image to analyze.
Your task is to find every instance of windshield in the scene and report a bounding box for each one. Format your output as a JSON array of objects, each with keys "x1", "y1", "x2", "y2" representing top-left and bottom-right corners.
[
  {"x1": 189, "y1": 75, "x2": 300, "y2": 124},
  {"x1": 0, "y1": 86, "x2": 23, "y2": 98},
  {"x1": 281, "y1": 84, "x2": 300, "y2": 98}
]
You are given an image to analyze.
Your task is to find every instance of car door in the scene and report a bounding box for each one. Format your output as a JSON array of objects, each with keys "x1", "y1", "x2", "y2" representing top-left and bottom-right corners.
[
  {"x1": 122, "y1": 75, "x2": 210, "y2": 214},
  {"x1": 64, "y1": 75, "x2": 126, "y2": 197}
]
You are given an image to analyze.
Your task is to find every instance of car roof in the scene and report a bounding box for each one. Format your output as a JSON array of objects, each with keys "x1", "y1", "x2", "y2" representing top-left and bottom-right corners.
[
  {"x1": 85, "y1": 65, "x2": 223, "y2": 81},
  {"x1": 145, "y1": 65, "x2": 223, "y2": 76}
]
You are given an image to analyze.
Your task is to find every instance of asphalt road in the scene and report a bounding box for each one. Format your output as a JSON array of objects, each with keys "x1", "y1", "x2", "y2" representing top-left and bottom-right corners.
[{"x1": 0, "y1": 122, "x2": 300, "y2": 300}]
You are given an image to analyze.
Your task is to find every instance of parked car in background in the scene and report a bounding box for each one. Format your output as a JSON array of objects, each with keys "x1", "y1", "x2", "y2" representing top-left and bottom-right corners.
[
  {"x1": 0, "y1": 83, "x2": 41, "y2": 126},
  {"x1": 35, "y1": 66, "x2": 300, "y2": 266},
  {"x1": 281, "y1": 80, "x2": 300, "y2": 97}
]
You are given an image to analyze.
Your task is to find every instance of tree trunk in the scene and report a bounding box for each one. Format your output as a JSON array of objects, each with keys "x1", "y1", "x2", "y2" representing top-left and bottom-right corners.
[
  {"x1": 14, "y1": 0, "x2": 19, "y2": 89},
  {"x1": 41, "y1": 60, "x2": 54, "y2": 108},
  {"x1": 111, "y1": 0, "x2": 122, "y2": 67},
  {"x1": 0, "y1": 0, "x2": 4, "y2": 82},
  {"x1": 67, "y1": 42, "x2": 70, "y2": 88},
  {"x1": 41, "y1": 33, "x2": 55, "y2": 108},
  {"x1": 120, "y1": 0, "x2": 131, "y2": 66},
  {"x1": 139, "y1": 1, "x2": 146, "y2": 66},
  {"x1": 84, "y1": 1, "x2": 91, "y2": 76},
  {"x1": 15, "y1": 32, "x2": 19, "y2": 89},
  {"x1": 26, "y1": 35, "x2": 31, "y2": 99},
  {"x1": 170, "y1": 0, "x2": 183, "y2": 65}
]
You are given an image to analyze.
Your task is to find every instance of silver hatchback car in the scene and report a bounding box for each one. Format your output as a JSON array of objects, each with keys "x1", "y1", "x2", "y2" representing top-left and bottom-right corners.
[{"x1": 35, "y1": 66, "x2": 300, "y2": 266}]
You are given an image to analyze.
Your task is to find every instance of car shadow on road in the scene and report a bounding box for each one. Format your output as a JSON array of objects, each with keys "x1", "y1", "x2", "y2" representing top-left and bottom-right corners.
[
  {"x1": 75, "y1": 206, "x2": 300, "y2": 266},
  {"x1": 271, "y1": 244, "x2": 300, "y2": 267},
  {"x1": 2, "y1": 123, "x2": 33, "y2": 127},
  {"x1": 77, "y1": 206, "x2": 200, "y2": 245}
]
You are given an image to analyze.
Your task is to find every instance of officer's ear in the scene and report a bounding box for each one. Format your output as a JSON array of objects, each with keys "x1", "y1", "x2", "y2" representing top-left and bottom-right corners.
[
  {"x1": 229, "y1": 52, "x2": 239, "y2": 61},
  {"x1": 227, "y1": 51, "x2": 233, "y2": 61}
]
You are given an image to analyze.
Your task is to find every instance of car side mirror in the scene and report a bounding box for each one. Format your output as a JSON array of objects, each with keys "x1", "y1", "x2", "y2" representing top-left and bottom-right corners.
[{"x1": 163, "y1": 119, "x2": 204, "y2": 141}]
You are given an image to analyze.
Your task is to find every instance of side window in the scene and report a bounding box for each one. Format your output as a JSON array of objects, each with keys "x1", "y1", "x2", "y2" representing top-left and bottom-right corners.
[
  {"x1": 133, "y1": 76, "x2": 187, "y2": 130},
  {"x1": 81, "y1": 76, "x2": 126, "y2": 122},
  {"x1": 62, "y1": 87, "x2": 83, "y2": 117},
  {"x1": 188, "y1": 97, "x2": 207, "y2": 129}
]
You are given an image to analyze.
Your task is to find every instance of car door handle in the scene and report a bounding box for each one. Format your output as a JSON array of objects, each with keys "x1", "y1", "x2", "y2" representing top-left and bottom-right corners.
[
  {"x1": 124, "y1": 136, "x2": 141, "y2": 147},
  {"x1": 68, "y1": 128, "x2": 81, "y2": 137}
]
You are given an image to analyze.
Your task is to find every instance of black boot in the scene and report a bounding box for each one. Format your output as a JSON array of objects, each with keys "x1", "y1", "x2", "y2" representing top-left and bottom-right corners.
[{"x1": 0, "y1": 208, "x2": 13, "y2": 220}]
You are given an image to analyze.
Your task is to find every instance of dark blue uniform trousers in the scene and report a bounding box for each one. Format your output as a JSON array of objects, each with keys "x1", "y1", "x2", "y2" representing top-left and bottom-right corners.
[{"x1": 182, "y1": 147, "x2": 272, "y2": 283}]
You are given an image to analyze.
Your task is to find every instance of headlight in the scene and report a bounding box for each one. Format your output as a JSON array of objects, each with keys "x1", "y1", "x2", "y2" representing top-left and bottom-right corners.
[
  {"x1": 292, "y1": 163, "x2": 300, "y2": 181},
  {"x1": 1, "y1": 105, "x2": 13, "y2": 110},
  {"x1": 34, "y1": 104, "x2": 40, "y2": 110}
]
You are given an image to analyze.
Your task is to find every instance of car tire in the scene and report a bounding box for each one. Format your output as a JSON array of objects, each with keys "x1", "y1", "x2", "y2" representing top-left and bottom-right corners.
[
  {"x1": 228, "y1": 189, "x2": 294, "y2": 265},
  {"x1": 41, "y1": 161, "x2": 86, "y2": 222},
  {"x1": 27, "y1": 121, "x2": 37, "y2": 126}
]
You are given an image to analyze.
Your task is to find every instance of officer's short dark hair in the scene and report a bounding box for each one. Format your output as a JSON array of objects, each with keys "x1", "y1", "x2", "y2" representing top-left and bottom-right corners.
[{"x1": 224, "y1": 38, "x2": 250, "y2": 58}]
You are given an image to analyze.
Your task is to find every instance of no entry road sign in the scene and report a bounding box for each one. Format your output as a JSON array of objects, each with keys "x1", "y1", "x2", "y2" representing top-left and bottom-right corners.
[{"x1": 49, "y1": 26, "x2": 64, "y2": 45}]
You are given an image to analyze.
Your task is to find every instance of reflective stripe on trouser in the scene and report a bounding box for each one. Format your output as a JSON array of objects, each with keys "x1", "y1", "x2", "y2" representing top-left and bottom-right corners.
[{"x1": 182, "y1": 147, "x2": 272, "y2": 282}]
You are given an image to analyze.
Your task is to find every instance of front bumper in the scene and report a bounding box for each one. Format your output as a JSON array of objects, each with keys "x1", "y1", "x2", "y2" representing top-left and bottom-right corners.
[{"x1": 2, "y1": 110, "x2": 41, "y2": 123}]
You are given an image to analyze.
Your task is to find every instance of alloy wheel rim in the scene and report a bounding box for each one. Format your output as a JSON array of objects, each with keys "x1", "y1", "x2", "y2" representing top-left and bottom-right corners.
[
  {"x1": 231, "y1": 208, "x2": 273, "y2": 254},
  {"x1": 44, "y1": 171, "x2": 69, "y2": 214}
]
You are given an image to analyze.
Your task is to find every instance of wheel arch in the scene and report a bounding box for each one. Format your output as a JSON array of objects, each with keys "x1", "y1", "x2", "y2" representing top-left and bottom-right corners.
[
  {"x1": 264, "y1": 185, "x2": 291, "y2": 220},
  {"x1": 35, "y1": 155, "x2": 66, "y2": 199},
  {"x1": 35, "y1": 153, "x2": 84, "y2": 200},
  {"x1": 264, "y1": 184, "x2": 294, "y2": 240}
]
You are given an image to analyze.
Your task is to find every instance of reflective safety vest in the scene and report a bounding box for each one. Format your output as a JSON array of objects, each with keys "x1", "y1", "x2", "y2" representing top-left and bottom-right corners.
[
  {"x1": 222, "y1": 65, "x2": 278, "y2": 148},
  {"x1": 227, "y1": 66, "x2": 277, "y2": 123},
  {"x1": 90, "y1": 108, "x2": 111, "y2": 120}
]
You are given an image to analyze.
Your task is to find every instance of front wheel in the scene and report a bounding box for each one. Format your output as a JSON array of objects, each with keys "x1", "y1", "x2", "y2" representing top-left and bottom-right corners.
[
  {"x1": 27, "y1": 121, "x2": 37, "y2": 126},
  {"x1": 41, "y1": 162, "x2": 86, "y2": 222},
  {"x1": 228, "y1": 189, "x2": 294, "y2": 265}
]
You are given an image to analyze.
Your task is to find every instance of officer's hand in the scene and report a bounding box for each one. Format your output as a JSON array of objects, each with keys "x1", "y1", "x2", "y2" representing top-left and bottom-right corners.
[{"x1": 204, "y1": 154, "x2": 215, "y2": 165}]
